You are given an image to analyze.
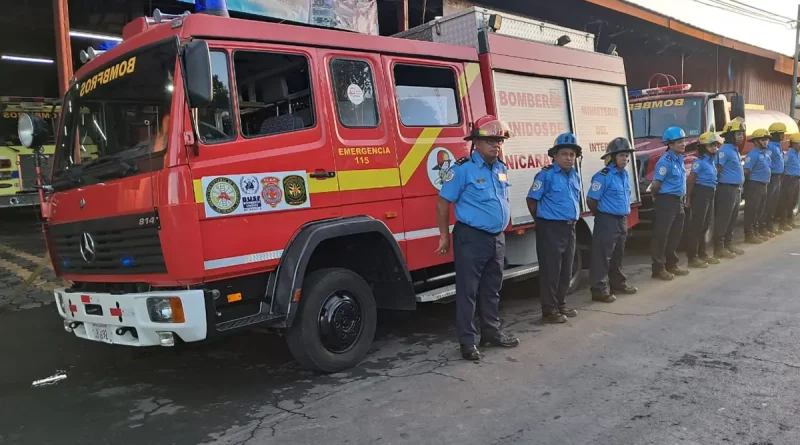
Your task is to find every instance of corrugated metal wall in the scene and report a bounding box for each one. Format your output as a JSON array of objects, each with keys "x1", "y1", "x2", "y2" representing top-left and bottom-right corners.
[{"x1": 624, "y1": 49, "x2": 792, "y2": 114}]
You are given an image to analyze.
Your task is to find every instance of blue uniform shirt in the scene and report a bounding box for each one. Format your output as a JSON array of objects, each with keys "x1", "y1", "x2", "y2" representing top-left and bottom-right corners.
[
  {"x1": 691, "y1": 154, "x2": 718, "y2": 188},
  {"x1": 716, "y1": 143, "x2": 744, "y2": 185},
  {"x1": 785, "y1": 149, "x2": 800, "y2": 177},
  {"x1": 653, "y1": 151, "x2": 686, "y2": 197},
  {"x1": 439, "y1": 151, "x2": 511, "y2": 233},
  {"x1": 527, "y1": 164, "x2": 581, "y2": 221},
  {"x1": 587, "y1": 165, "x2": 631, "y2": 216},
  {"x1": 768, "y1": 141, "x2": 784, "y2": 174},
  {"x1": 744, "y1": 148, "x2": 771, "y2": 183}
]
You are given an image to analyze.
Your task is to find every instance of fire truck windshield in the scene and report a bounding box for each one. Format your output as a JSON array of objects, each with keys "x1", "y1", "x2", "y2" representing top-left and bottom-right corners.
[
  {"x1": 52, "y1": 40, "x2": 177, "y2": 190},
  {"x1": 631, "y1": 97, "x2": 703, "y2": 141}
]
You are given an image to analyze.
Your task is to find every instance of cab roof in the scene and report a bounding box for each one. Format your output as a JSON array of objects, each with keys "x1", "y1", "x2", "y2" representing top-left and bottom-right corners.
[{"x1": 74, "y1": 13, "x2": 479, "y2": 83}]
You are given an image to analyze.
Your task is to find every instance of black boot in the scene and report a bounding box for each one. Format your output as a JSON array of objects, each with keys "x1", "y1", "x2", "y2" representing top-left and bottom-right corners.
[
  {"x1": 652, "y1": 270, "x2": 675, "y2": 281},
  {"x1": 558, "y1": 305, "x2": 578, "y2": 317},
  {"x1": 591, "y1": 290, "x2": 617, "y2": 303},
  {"x1": 611, "y1": 284, "x2": 638, "y2": 295},
  {"x1": 542, "y1": 310, "x2": 568, "y2": 324},
  {"x1": 460, "y1": 344, "x2": 481, "y2": 361}
]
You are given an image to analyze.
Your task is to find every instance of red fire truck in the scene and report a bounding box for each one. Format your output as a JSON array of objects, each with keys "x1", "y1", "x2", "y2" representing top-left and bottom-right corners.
[{"x1": 21, "y1": 5, "x2": 639, "y2": 372}]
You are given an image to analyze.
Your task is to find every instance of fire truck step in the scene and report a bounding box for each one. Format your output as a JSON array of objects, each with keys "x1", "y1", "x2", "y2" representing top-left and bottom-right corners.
[
  {"x1": 215, "y1": 303, "x2": 286, "y2": 331},
  {"x1": 415, "y1": 264, "x2": 539, "y2": 303}
]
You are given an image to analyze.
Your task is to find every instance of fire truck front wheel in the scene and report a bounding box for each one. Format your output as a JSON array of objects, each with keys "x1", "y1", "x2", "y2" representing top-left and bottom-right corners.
[{"x1": 286, "y1": 267, "x2": 377, "y2": 373}]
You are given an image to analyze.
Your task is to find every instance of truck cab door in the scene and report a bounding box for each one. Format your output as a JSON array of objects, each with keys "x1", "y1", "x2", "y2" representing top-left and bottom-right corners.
[{"x1": 187, "y1": 44, "x2": 340, "y2": 275}]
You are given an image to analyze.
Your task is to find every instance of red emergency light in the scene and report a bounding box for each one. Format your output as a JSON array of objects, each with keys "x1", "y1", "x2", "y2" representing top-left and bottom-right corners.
[{"x1": 628, "y1": 83, "x2": 692, "y2": 99}]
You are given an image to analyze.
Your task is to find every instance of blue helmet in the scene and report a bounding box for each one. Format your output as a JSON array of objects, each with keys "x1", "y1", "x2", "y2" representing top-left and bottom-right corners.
[
  {"x1": 662, "y1": 126, "x2": 686, "y2": 143},
  {"x1": 549, "y1": 132, "x2": 582, "y2": 157}
]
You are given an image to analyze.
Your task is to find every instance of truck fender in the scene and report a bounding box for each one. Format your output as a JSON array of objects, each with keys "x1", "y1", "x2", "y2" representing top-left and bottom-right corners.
[{"x1": 269, "y1": 216, "x2": 416, "y2": 326}]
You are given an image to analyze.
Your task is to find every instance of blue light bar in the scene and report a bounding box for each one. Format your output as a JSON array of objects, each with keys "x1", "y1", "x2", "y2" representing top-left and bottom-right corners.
[
  {"x1": 121, "y1": 255, "x2": 136, "y2": 267},
  {"x1": 195, "y1": 0, "x2": 229, "y2": 17}
]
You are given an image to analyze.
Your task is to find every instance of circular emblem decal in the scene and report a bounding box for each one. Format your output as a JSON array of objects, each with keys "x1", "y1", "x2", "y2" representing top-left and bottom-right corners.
[
  {"x1": 282, "y1": 174, "x2": 308, "y2": 206},
  {"x1": 240, "y1": 175, "x2": 259, "y2": 195},
  {"x1": 692, "y1": 163, "x2": 700, "y2": 170},
  {"x1": 591, "y1": 181, "x2": 602, "y2": 192},
  {"x1": 426, "y1": 147, "x2": 456, "y2": 190},
  {"x1": 658, "y1": 166, "x2": 667, "y2": 176},
  {"x1": 347, "y1": 84, "x2": 364, "y2": 105},
  {"x1": 206, "y1": 177, "x2": 240, "y2": 214},
  {"x1": 531, "y1": 180, "x2": 542, "y2": 191},
  {"x1": 719, "y1": 152, "x2": 725, "y2": 159},
  {"x1": 261, "y1": 176, "x2": 283, "y2": 208}
]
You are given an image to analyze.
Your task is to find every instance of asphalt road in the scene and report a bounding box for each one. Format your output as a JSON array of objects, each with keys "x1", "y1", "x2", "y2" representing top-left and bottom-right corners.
[{"x1": 2, "y1": 216, "x2": 800, "y2": 445}]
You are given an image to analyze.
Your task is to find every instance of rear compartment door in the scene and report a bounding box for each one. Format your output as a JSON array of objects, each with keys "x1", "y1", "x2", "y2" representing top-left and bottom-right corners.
[
  {"x1": 492, "y1": 71, "x2": 572, "y2": 226},
  {"x1": 569, "y1": 81, "x2": 640, "y2": 204}
]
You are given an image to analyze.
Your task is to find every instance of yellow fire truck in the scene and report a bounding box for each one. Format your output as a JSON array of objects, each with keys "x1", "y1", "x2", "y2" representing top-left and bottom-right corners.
[{"x1": 0, "y1": 97, "x2": 59, "y2": 209}]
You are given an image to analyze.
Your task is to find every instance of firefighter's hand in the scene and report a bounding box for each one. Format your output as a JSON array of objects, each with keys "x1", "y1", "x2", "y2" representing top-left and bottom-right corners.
[{"x1": 436, "y1": 235, "x2": 450, "y2": 255}]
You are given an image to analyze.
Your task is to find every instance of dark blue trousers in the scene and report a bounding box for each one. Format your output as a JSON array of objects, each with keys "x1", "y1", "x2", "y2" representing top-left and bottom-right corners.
[{"x1": 453, "y1": 222, "x2": 503, "y2": 346}]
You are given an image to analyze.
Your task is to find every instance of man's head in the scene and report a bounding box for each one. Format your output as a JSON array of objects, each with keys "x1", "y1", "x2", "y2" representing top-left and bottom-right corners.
[
  {"x1": 791, "y1": 133, "x2": 800, "y2": 150},
  {"x1": 602, "y1": 137, "x2": 633, "y2": 169},
  {"x1": 722, "y1": 119, "x2": 746, "y2": 145},
  {"x1": 697, "y1": 131, "x2": 723, "y2": 156},
  {"x1": 465, "y1": 115, "x2": 511, "y2": 163},
  {"x1": 749, "y1": 128, "x2": 770, "y2": 149},
  {"x1": 549, "y1": 133, "x2": 582, "y2": 171},
  {"x1": 662, "y1": 126, "x2": 686, "y2": 154},
  {"x1": 769, "y1": 122, "x2": 787, "y2": 142}
]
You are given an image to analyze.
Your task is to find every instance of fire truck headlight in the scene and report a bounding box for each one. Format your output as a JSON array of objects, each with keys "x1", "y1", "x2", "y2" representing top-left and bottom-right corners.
[
  {"x1": 146, "y1": 297, "x2": 185, "y2": 323},
  {"x1": 55, "y1": 292, "x2": 66, "y2": 313}
]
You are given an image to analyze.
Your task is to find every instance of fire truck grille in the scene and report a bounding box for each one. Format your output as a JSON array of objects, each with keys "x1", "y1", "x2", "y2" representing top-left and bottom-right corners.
[{"x1": 47, "y1": 211, "x2": 167, "y2": 275}]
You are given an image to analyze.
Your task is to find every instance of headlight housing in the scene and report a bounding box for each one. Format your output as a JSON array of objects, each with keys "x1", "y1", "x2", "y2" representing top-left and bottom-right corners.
[{"x1": 146, "y1": 297, "x2": 185, "y2": 323}]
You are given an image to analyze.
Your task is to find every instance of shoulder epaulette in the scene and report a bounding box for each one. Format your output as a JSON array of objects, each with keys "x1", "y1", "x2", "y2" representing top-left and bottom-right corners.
[
  {"x1": 600, "y1": 167, "x2": 610, "y2": 176},
  {"x1": 496, "y1": 157, "x2": 506, "y2": 165},
  {"x1": 541, "y1": 165, "x2": 553, "y2": 171},
  {"x1": 455, "y1": 156, "x2": 471, "y2": 166}
]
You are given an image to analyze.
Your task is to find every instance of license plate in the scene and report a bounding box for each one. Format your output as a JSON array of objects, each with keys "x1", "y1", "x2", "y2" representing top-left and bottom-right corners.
[{"x1": 86, "y1": 323, "x2": 113, "y2": 344}]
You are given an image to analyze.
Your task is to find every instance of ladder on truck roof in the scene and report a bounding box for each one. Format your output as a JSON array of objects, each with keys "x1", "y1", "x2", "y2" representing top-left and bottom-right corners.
[{"x1": 394, "y1": 6, "x2": 596, "y2": 53}]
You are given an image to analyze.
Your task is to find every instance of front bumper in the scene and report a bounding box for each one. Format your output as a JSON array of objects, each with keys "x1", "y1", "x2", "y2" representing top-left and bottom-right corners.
[{"x1": 54, "y1": 288, "x2": 207, "y2": 346}]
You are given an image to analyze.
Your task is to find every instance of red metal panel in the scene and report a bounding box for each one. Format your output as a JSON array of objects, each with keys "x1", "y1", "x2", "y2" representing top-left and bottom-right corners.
[{"x1": 485, "y1": 34, "x2": 627, "y2": 86}]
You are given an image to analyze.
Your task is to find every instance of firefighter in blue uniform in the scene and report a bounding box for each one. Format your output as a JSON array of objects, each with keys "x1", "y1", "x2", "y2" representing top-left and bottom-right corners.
[
  {"x1": 778, "y1": 133, "x2": 800, "y2": 230},
  {"x1": 586, "y1": 137, "x2": 638, "y2": 303},
  {"x1": 713, "y1": 119, "x2": 746, "y2": 259},
  {"x1": 650, "y1": 126, "x2": 690, "y2": 280},
  {"x1": 762, "y1": 122, "x2": 787, "y2": 235},
  {"x1": 436, "y1": 115, "x2": 520, "y2": 361},
  {"x1": 742, "y1": 128, "x2": 772, "y2": 244},
  {"x1": 685, "y1": 131, "x2": 722, "y2": 268},
  {"x1": 527, "y1": 133, "x2": 582, "y2": 323}
]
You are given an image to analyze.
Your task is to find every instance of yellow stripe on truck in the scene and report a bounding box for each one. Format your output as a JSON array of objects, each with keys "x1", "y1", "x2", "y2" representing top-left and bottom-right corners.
[
  {"x1": 399, "y1": 127, "x2": 443, "y2": 185},
  {"x1": 457, "y1": 62, "x2": 481, "y2": 99},
  {"x1": 338, "y1": 168, "x2": 400, "y2": 191}
]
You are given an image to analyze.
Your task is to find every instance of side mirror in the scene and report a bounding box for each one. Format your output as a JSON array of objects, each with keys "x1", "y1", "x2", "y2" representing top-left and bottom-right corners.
[
  {"x1": 183, "y1": 40, "x2": 213, "y2": 108},
  {"x1": 730, "y1": 95, "x2": 746, "y2": 121},
  {"x1": 18, "y1": 113, "x2": 49, "y2": 149}
]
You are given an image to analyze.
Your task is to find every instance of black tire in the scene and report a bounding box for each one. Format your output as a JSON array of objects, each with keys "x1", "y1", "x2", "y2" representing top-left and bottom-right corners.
[
  {"x1": 286, "y1": 268, "x2": 377, "y2": 373},
  {"x1": 567, "y1": 244, "x2": 583, "y2": 295}
]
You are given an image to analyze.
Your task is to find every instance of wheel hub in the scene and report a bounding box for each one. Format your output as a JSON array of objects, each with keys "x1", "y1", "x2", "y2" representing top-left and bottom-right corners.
[{"x1": 318, "y1": 291, "x2": 363, "y2": 353}]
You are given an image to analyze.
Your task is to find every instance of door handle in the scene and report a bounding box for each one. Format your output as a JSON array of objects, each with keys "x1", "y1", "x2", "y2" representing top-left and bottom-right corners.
[{"x1": 310, "y1": 170, "x2": 336, "y2": 179}]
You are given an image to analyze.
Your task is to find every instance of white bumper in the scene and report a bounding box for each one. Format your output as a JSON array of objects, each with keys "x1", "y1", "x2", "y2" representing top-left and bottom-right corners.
[{"x1": 53, "y1": 288, "x2": 208, "y2": 346}]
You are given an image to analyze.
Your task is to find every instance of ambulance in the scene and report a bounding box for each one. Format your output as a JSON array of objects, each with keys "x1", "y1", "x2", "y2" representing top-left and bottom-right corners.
[{"x1": 23, "y1": 3, "x2": 639, "y2": 372}]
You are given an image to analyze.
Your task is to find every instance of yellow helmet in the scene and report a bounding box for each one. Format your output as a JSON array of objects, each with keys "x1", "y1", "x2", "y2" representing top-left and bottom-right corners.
[
  {"x1": 698, "y1": 131, "x2": 723, "y2": 145},
  {"x1": 722, "y1": 119, "x2": 746, "y2": 134},
  {"x1": 790, "y1": 133, "x2": 800, "y2": 144},
  {"x1": 749, "y1": 128, "x2": 770, "y2": 141},
  {"x1": 769, "y1": 122, "x2": 787, "y2": 134}
]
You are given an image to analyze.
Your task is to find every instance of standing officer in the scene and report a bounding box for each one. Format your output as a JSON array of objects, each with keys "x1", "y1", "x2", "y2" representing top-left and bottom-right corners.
[
  {"x1": 762, "y1": 122, "x2": 786, "y2": 235},
  {"x1": 527, "y1": 133, "x2": 582, "y2": 323},
  {"x1": 685, "y1": 131, "x2": 722, "y2": 268},
  {"x1": 714, "y1": 119, "x2": 746, "y2": 259},
  {"x1": 586, "y1": 137, "x2": 638, "y2": 303},
  {"x1": 742, "y1": 129, "x2": 772, "y2": 243},
  {"x1": 436, "y1": 115, "x2": 519, "y2": 361},
  {"x1": 650, "y1": 126, "x2": 690, "y2": 280},
  {"x1": 778, "y1": 133, "x2": 800, "y2": 231}
]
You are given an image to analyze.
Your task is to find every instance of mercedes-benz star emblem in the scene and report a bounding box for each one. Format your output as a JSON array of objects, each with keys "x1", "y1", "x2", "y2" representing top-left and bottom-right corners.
[
  {"x1": 79, "y1": 198, "x2": 85, "y2": 209},
  {"x1": 79, "y1": 232, "x2": 96, "y2": 263}
]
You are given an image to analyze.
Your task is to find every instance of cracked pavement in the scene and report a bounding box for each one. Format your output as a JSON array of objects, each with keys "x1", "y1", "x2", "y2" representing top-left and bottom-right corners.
[{"x1": 3, "y1": 219, "x2": 800, "y2": 444}]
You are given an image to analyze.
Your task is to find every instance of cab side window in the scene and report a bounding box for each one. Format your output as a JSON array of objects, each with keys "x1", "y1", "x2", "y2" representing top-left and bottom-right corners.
[
  {"x1": 233, "y1": 51, "x2": 315, "y2": 138},
  {"x1": 195, "y1": 51, "x2": 236, "y2": 144},
  {"x1": 393, "y1": 64, "x2": 460, "y2": 127},
  {"x1": 330, "y1": 59, "x2": 379, "y2": 128}
]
